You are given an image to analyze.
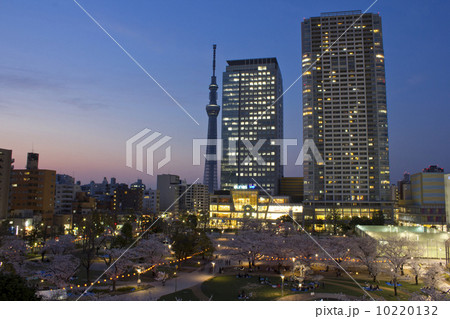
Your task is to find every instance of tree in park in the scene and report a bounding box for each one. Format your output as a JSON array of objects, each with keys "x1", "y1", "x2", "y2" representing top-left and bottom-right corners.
[
  {"x1": 227, "y1": 230, "x2": 275, "y2": 267},
  {"x1": 40, "y1": 255, "x2": 80, "y2": 288},
  {"x1": 0, "y1": 273, "x2": 40, "y2": 301},
  {"x1": 274, "y1": 216, "x2": 296, "y2": 237},
  {"x1": 171, "y1": 232, "x2": 198, "y2": 260},
  {"x1": 320, "y1": 236, "x2": 352, "y2": 270},
  {"x1": 0, "y1": 236, "x2": 28, "y2": 275},
  {"x1": 129, "y1": 235, "x2": 169, "y2": 269},
  {"x1": 410, "y1": 264, "x2": 449, "y2": 301},
  {"x1": 325, "y1": 208, "x2": 343, "y2": 235},
  {"x1": 195, "y1": 232, "x2": 214, "y2": 259},
  {"x1": 78, "y1": 214, "x2": 106, "y2": 284},
  {"x1": 120, "y1": 222, "x2": 133, "y2": 242},
  {"x1": 380, "y1": 237, "x2": 413, "y2": 296},
  {"x1": 286, "y1": 234, "x2": 322, "y2": 267},
  {"x1": 40, "y1": 234, "x2": 75, "y2": 261},
  {"x1": 100, "y1": 247, "x2": 132, "y2": 291},
  {"x1": 350, "y1": 236, "x2": 381, "y2": 282},
  {"x1": 423, "y1": 264, "x2": 444, "y2": 291},
  {"x1": 408, "y1": 258, "x2": 423, "y2": 285}
]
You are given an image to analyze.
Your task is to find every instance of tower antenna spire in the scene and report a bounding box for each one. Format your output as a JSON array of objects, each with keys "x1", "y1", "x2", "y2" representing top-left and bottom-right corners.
[
  {"x1": 212, "y1": 44, "x2": 216, "y2": 77},
  {"x1": 204, "y1": 44, "x2": 220, "y2": 193}
]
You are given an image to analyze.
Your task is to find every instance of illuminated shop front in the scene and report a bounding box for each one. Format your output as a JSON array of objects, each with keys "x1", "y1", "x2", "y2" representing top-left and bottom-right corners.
[{"x1": 209, "y1": 190, "x2": 303, "y2": 229}]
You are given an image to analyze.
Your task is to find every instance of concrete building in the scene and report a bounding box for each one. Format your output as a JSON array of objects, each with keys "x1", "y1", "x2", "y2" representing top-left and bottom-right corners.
[
  {"x1": 0, "y1": 148, "x2": 13, "y2": 220},
  {"x1": 157, "y1": 174, "x2": 181, "y2": 212},
  {"x1": 184, "y1": 183, "x2": 209, "y2": 214},
  {"x1": 396, "y1": 166, "x2": 446, "y2": 230},
  {"x1": 209, "y1": 189, "x2": 302, "y2": 229},
  {"x1": 397, "y1": 172, "x2": 412, "y2": 201},
  {"x1": 221, "y1": 58, "x2": 283, "y2": 194},
  {"x1": 10, "y1": 153, "x2": 56, "y2": 234},
  {"x1": 278, "y1": 177, "x2": 304, "y2": 203},
  {"x1": 72, "y1": 192, "x2": 96, "y2": 215},
  {"x1": 112, "y1": 184, "x2": 143, "y2": 212},
  {"x1": 143, "y1": 189, "x2": 159, "y2": 214},
  {"x1": 301, "y1": 11, "x2": 391, "y2": 221},
  {"x1": 55, "y1": 174, "x2": 80, "y2": 215},
  {"x1": 131, "y1": 179, "x2": 146, "y2": 191}
]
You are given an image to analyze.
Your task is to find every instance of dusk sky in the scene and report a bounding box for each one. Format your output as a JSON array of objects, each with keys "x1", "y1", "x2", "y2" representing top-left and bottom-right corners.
[{"x1": 1, "y1": 0, "x2": 449, "y2": 188}]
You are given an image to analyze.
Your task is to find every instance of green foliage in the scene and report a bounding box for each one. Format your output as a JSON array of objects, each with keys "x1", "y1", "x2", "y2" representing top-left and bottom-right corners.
[
  {"x1": 171, "y1": 231, "x2": 214, "y2": 260},
  {"x1": 348, "y1": 211, "x2": 385, "y2": 231},
  {"x1": 186, "y1": 215, "x2": 198, "y2": 230},
  {"x1": 172, "y1": 233, "x2": 197, "y2": 259},
  {"x1": 325, "y1": 209, "x2": 343, "y2": 235},
  {"x1": 120, "y1": 222, "x2": 133, "y2": 240},
  {"x1": 276, "y1": 215, "x2": 292, "y2": 223},
  {"x1": 0, "y1": 273, "x2": 40, "y2": 301}
]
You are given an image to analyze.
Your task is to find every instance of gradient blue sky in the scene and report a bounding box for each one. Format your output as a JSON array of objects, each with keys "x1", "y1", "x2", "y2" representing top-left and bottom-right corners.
[{"x1": 1, "y1": 0, "x2": 449, "y2": 188}]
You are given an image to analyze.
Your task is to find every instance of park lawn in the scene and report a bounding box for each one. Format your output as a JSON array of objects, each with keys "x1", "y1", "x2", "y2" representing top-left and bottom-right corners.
[
  {"x1": 315, "y1": 281, "x2": 364, "y2": 297},
  {"x1": 201, "y1": 275, "x2": 290, "y2": 301},
  {"x1": 321, "y1": 276, "x2": 422, "y2": 301},
  {"x1": 158, "y1": 289, "x2": 200, "y2": 301}
]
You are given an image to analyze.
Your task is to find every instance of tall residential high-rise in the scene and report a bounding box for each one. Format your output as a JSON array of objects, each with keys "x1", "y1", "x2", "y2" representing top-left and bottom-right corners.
[
  {"x1": 203, "y1": 45, "x2": 220, "y2": 194},
  {"x1": 221, "y1": 58, "x2": 283, "y2": 194},
  {"x1": 0, "y1": 148, "x2": 13, "y2": 220},
  {"x1": 302, "y1": 11, "x2": 390, "y2": 220}
]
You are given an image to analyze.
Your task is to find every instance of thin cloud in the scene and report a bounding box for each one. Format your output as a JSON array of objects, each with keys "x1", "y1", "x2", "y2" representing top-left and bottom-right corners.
[{"x1": 61, "y1": 97, "x2": 109, "y2": 111}]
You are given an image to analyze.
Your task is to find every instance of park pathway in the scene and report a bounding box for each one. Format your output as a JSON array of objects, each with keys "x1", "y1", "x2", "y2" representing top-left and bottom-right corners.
[{"x1": 99, "y1": 269, "x2": 213, "y2": 300}]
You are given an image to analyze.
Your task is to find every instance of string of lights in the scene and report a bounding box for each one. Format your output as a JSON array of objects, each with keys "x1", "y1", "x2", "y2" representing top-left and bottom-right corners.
[{"x1": 51, "y1": 248, "x2": 210, "y2": 291}]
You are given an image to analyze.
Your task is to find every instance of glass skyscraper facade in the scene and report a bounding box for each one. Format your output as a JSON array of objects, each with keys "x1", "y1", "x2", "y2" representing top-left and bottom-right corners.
[
  {"x1": 221, "y1": 58, "x2": 283, "y2": 194},
  {"x1": 302, "y1": 11, "x2": 391, "y2": 219}
]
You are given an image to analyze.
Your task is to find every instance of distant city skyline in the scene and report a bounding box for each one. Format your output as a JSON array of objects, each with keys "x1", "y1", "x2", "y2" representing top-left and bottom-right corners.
[{"x1": 1, "y1": 0, "x2": 449, "y2": 188}]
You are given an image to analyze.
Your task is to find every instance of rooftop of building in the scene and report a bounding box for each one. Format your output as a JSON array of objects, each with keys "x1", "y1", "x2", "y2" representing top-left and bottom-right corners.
[
  {"x1": 320, "y1": 10, "x2": 362, "y2": 17},
  {"x1": 227, "y1": 57, "x2": 278, "y2": 66}
]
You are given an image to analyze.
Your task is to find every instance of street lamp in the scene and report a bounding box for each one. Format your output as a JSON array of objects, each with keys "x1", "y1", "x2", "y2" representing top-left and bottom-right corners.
[
  {"x1": 211, "y1": 262, "x2": 215, "y2": 274},
  {"x1": 137, "y1": 268, "x2": 142, "y2": 287},
  {"x1": 281, "y1": 275, "x2": 285, "y2": 296},
  {"x1": 174, "y1": 272, "x2": 177, "y2": 292}
]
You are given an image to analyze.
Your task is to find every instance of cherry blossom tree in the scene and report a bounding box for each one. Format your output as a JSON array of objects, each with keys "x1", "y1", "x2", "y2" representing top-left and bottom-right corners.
[
  {"x1": 350, "y1": 236, "x2": 381, "y2": 282},
  {"x1": 101, "y1": 248, "x2": 133, "y2": 291},
  {"x1": 320, "y1": 236, "x2": 352, "y2": 271},
  {"x1": 408, "y1": 258, "x2": 423, "y2": 285},
  {"x1": 410, "y1": 265, "x2": 450, "y2": 301},
  {"x1": 41, "y1": 235, "x2": 75, "y2": 260},
  {"x1": 226, "y1": 230, "x2": 276, "y2": 267},
  {"x1": 0, "y1": 236, "x2": 28, "y2": 275},
  {"x1": 129, "y1": 236, "x2": 169, "y2": 270},
  {"x1": 380, "y1": 237, "x2": 413, "y2": 296},
  {"x1": 423, "y1": 264, "x2": 444, "y2": 291},
  {"x1": 40, "y1": 254, "x2": 80, "y2": 288}
]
